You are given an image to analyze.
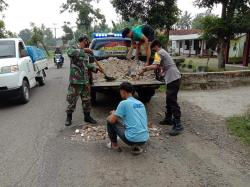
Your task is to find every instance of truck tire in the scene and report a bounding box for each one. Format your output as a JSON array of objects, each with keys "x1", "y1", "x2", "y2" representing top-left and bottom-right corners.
[
  {"x1": 90, "y1": 89, "x2": 97, "y2": 105},
  {"x1": 137, "y1": 89, "x2": 155, "y2": 103},
  {"x1": 19, "y1": 80, "x2": 30, "y2": 104},
  {"x1": 37, "y1": 70, "x2": 46, "y2": 86}
]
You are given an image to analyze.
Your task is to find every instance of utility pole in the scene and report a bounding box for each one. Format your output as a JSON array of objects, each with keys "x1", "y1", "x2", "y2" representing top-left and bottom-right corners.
[
  {"x1": 49, "y1": 24, "x2": 59, "y2": 47},
  {"x1": 52, "y1": 23, "x2": 58, "y2": 40}
]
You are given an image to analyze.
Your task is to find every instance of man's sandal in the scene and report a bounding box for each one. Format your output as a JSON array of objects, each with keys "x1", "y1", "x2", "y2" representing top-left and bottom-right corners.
[
  {"x1": 106, "y1": 142, "x2": 122, "y2": 152},
  {"x1": 131, "y1": 145, "x2": 143, "y2": 155}
]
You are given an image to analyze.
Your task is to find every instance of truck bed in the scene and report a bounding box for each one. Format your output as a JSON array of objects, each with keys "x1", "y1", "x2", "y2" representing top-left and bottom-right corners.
[
  {"x1": 34, "y1": 59, "x2": 48, "y2": 72},
  {"x1": 92, "y1": 79, "x2": 164, "y2": 89}
]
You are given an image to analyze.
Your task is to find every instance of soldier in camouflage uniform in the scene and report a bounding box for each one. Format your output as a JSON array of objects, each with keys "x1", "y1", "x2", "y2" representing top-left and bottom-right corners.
[{"x1": 65, "y1": 36, "x2": 99, "y2": 126}]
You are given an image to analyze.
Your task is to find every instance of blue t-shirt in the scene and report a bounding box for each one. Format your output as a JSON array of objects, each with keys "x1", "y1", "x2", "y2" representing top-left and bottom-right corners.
[{"x1": 115, "y1": 97, "x2": 149, "y2": 142}]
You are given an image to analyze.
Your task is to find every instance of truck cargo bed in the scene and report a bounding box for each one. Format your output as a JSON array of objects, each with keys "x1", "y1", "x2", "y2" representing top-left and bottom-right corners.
[{"x1": 92, "y1": 79, "x2": 164, "y2": 89}]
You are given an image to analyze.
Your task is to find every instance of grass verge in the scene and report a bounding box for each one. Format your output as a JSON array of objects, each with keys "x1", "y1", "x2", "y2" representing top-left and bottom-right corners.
[
  {"x1": 157, "y1": 85, "x2": 166, "y2": 93},
  {"x1": 227, "y1": 111, "x2": 250, "y2": 145}
]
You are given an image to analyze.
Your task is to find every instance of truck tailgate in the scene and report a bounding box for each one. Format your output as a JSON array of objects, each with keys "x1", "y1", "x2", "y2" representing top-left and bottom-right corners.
[
  {"x1": 34, "y1": 59, "x2": 48, "y2": 72},
  {"x1": 92, "y1": 79, "x2": 164, "y2": 89}
]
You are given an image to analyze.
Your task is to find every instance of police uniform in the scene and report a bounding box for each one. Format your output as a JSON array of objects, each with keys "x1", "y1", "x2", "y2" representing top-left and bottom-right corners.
[{"x1": 153, "y1": 48, "x2": 183, "y2": 136}]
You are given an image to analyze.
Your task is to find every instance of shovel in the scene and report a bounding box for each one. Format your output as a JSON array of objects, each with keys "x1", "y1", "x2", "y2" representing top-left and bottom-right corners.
[{"x1": 90, "y1": 54, "x2": 116, "y2": 82}]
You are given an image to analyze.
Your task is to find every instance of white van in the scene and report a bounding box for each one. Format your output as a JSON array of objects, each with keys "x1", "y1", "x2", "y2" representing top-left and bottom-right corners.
[{"x1": 0, "y1": 38, "x2": 48, "y2": 103}]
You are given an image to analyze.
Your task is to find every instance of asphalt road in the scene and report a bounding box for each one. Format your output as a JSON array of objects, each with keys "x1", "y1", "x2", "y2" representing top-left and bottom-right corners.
[
  {"x1": 0, "y1": 58, "x2": 250, "y2": 187},
  {"x1": 0, "y1": 60, "x2": 71, "y2": 186}
]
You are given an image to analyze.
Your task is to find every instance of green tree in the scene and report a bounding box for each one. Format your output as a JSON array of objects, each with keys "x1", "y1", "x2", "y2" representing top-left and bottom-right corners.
[
  {"x1": 111, "y1": 0, "x2": 180, "y2": 46},
  {"x1": 176, "y1": 11, "x2": 192, "y2": 29},
  {"x1": 111, "y1": 0, "x2": 180, "y2": 30},
  {"x1": 111, "y1": 18, "x2": 143, "y2": 33},
  {"x1": 94, "y1": 18, "x2": 110, "y2": 33},
  {"x1": 30, "y1": 23, "x2": 49, "y2": 55},
  {"x1": 19, "y1": 29, "x2": 32, "y2": 44},
  {"x1": 192, "y1": 10, "x2": 216, "y2": 30},
  {"x1": 194, "y1": 0, "x2": 250, "y2": 68},
  {"x1": 0, "y1": 20, "x2": 16, "y2": 38},
  {"x1": 0, "y1": 1, "x2": 14, "y2": 38},
  {"x1": 62, "y1": 22, "x2": 74, "y2": 44},
  {"x1": 0, "y1": 20, "x2": 5, "y2": 38},
  {"x1": 0, "y1": 0, "x2": 7, "y2": 12},
  {"x1": 42, "y1": 25, "x2": 56, "y2": 46},
  {"x1": 61, "y1": 0, "x2": 106, "y2": 34},
  {"x1": 5, "y1": 30, "x2": 16, "y2": 38}
]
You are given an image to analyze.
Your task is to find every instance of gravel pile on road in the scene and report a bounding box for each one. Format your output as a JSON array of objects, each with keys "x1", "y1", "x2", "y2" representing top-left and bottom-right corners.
[
  {"x1": 71, "y1": 125, "x2": 108, "y2": 142},
  {"x1": 148, "y1": 122, "x2": 162, "y2": 137},
  {"x1": 71, "y1": 122, "x2": 162, "y2": 142},
  {"x1": 93, "y1": 57, "x2": 156, "y2": 82}
]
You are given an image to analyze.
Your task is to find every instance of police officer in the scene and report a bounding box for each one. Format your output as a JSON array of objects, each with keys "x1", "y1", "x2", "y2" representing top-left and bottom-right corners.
[
  {"x1": 65, "y1": 36, "x2": 99, "y2": 126},
  {"x1": 139, "y1": 40, "x2": 183, "y2": 136}
]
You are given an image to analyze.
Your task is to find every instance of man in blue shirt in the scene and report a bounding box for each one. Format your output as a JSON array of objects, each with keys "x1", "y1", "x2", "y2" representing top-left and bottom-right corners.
[{"x1": 107, "y1": 82, "x2": 149, "y2": 154}]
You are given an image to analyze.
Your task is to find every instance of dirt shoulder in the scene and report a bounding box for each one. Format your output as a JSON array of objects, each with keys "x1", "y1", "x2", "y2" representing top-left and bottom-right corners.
[
  {"x1": 179, "y1": 86, "x2": 250, "y2": 117},
  {"x1": 66, "y1": 91, "x2": 250, "y2": 187}
]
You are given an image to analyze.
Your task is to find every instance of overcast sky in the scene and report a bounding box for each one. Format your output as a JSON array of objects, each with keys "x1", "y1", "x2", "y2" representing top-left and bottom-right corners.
[{"x1": 3, "y1": 0, "x2": 222, "y2": 37}]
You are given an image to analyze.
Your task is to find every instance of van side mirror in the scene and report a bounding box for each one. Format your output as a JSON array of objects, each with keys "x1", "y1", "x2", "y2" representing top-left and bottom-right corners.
[{"x1": 20, "y1": 49, "x2": 28, "y2": 58}]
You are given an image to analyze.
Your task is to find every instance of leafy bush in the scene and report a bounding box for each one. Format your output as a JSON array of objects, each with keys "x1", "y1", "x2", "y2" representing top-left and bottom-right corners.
[{"x1": 228, "y1": 57, "x2": 243, "y2": 64}]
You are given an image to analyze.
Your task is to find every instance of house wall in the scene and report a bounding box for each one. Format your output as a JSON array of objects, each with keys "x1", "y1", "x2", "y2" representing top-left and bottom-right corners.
[
  {"x1": 229, "y1": 35, "x2": 246, "y2": 58},
  {"x1": 171, "y1": 40, "x2": 197, "y2": 55}
]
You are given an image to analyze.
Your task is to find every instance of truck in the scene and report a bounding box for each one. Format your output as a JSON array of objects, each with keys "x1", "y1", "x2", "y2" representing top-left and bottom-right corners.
[
  {"x1": 90, "y1": 33, "x2": 164, "y2": 103},
  {"x1": 0, "y1": 38, "x2": 48, "y2": 104}
]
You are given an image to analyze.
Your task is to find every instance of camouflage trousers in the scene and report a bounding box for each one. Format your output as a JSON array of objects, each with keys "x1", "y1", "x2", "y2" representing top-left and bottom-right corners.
[{"x1": 66, "y1": 84, "x2": 91, "y2": 114}]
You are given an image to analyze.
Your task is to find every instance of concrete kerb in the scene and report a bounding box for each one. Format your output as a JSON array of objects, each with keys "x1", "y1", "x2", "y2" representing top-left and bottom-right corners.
[{"x1": 181, "y1": 70, "x2": 250, "y2": 90}]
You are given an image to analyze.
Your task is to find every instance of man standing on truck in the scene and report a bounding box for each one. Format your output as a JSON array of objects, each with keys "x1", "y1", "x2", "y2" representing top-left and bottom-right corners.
[
  {"x1": 65, "y1": 36, "x2": 99, "y2": 126},
  {"x1": 139, "y1": 40, "x2": 183, "y2": 136},
  {"x1": 106, "y1": 82, "x2": 149, "y2": 154},
  {"x1": 122, "y1": 25, "x2": 155, "y2": 66}
]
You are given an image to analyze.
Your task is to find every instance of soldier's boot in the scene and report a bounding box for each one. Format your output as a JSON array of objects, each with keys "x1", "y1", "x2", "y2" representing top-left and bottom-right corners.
[
  {"x1": 84, "y1": 112, "x2": 97, "y2": 124},
  {"x1": 169, "y1": 118, "x2": 184, "y2": 136},
  {"x1": 159, "y1": 113, "x2": 173, "y2": 126},
  {"x1": 65, "y1": 113, "x2": 72, "y2": 126}
]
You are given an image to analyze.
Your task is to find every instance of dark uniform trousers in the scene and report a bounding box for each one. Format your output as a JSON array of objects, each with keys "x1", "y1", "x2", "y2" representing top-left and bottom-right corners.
[{"x1": 166, "y1": 78, "x2": 181, "y2": 119}]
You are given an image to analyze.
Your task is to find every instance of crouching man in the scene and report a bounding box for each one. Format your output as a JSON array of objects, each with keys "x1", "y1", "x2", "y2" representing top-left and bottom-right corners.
[{"x1": 106, "y1": 82, "x2": 149, "y2": 154}]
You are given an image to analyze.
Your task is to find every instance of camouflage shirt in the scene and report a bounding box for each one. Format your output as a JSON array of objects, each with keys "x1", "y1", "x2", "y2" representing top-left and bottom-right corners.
[{"x1": 67, "y1": 44, "x2": 96, "y2": 85}]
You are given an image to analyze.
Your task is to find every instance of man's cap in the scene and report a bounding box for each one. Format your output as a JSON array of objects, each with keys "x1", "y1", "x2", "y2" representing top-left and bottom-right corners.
[{"x1": 78, "y1": 35, "x2": 90, "y2": 42}]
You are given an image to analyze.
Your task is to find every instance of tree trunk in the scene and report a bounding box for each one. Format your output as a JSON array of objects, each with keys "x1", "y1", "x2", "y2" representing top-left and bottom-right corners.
[
  {"x1": 40, "y1": 41, "x2": 50, "y2": 56},
  {"x1": 217, "y1": 38, "x2": 226, "y2": 69},
  {"x1": 243, "y1": 32, "x2": 250, "y2": 67},
  {"x1": 216, "y1": 1, "x2": 228, "y2": 69},
  {"x1": 224, "y1": 41, "x2": 230, "y2": 65},
  {"x1": 163, "y1": 29, "x2": 170, "y2": 51}
]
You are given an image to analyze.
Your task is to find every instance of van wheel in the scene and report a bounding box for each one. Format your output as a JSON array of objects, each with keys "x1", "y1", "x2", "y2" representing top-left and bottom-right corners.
[
  {"x1": 37, "y1": 70, "x2": 46, "y2": 86},
  {"x1": 19, "y1": 80, "x2": 30, "y2": 104}
]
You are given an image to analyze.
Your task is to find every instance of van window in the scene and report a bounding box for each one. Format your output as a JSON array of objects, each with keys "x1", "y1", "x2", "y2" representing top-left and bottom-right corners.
[
  {"x1": 18, "y1": 42, "x2": 26, "y2": 58},
  {"x1": 0, "y1": 41, "x2": 16, "y2": 59}
]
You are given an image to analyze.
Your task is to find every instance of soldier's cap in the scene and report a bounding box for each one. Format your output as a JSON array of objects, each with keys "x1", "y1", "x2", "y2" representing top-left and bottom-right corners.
[{"x1": 78, "y1": 35, "x2": 90, "y2": 43}]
